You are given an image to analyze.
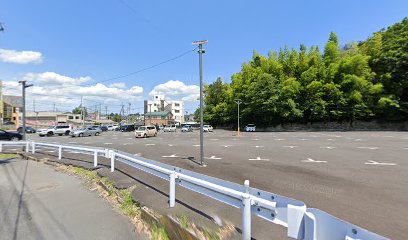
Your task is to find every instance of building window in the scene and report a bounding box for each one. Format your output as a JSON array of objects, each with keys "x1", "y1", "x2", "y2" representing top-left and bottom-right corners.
[
  {"x1": 175, "y1": 110, "x2": 180, "y2": 113},
  {"x1": 68, "y1": 116, "x2": 74, "y2": 119},
  {"x1": 154, "y1": 103, "x2": 156, "y2": 106},
  {"x1": 175, "y1": 103, "x2": 180, "y2": 107}
]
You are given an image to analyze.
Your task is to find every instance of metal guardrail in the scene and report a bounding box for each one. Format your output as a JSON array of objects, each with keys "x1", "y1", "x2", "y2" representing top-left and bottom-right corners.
[{"x1": 0, "y1": 141, "x2": 388, "y2": 240}]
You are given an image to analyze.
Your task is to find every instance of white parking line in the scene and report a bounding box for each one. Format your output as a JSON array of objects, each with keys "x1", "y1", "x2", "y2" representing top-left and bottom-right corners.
[
  {"x1": 168, "y1": 144, "x2": 174, "y2": 147},
  {"x1": 221, "y1": 145, "x2": 232, "y2": 148},
  {"x1": 162, "y1": 154, "x2": 179, "y2": 158},
  {"x1": 193, "y1": 145, "x2": 201, "y2": 147},
  {"x1": 274, "y1": 139, "x2": 285, "y2": 141},
  {"x1": 104, "y1": 143, "x2": 113, "y2": 145},
  {"x1": 301, "y1": 158, "x2": 327, "y2": 163},
  {"x1": 123, "y1": 143, "x2": 133, "y2": 145},
  {"x1": 252, "y1": 139, "x2": 260, "y2": 141},
  {"x1": 321, "y1": 146, "x2": 336, "y2": 149},
  {"x1": 127, "y1": 138, "x2": 133, "y2": 140},
  {"x1": 46, "y1": 150, "x2": 55, "y2": 153},
  {"x1": 365, "y1": 160, "x2": 396, "y2": 166},
  {"x1": 205, "y1": 156, "x2": 222, "y2": 160},
  {"x1": 145, "y1": 144, "x2": 155, "y2": 146},
  {"x1": 327, "y1": 139, "x2": 334, "y2": 141},
  {"x1": 357, "y1": 147, "x2": 379, "y2": 150},
  {"x1": 253, "y1": 146, "x2": 264, "y2": 148},
  {"x1": 354, "y1": 139, "x2": 362, "y2": 141},
  {"x1": 249, "y1": 157, "x2": 270, "y2": 161},
  {"x1": 68, "y1": 142, "x2": 77, "y2": 144},
  {"x1": 283, "y1": 146, "x2": 298, "y2": 149},
  {"x1": 209, "y1": 139, "x2": 219, "y2": 141},
  {"x1": 299, "y1": 138, "x2": 309, "y2": 141}
]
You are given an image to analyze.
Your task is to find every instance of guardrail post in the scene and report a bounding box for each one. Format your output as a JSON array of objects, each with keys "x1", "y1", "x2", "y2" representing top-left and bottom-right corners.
[
  {"x1": 31, "y1": 142, "x2": 35, "y2": 154},
  {"x1": 242, "y1": 180, "x2": 251, "y2": 240},
  {"x1": 0, "y1": 143, "x2": 2, "y2": 153},
  {"x1": 58, "y1": 146, "x2": 62, "y2": 160},
  {"x1": 25, "y1": 142, "x2": 29, "y2": 153},
  {"x1": 104, "y1": 149, "x2": 109, "y2": 158},
  {"x1": 93, "y1": 150, "x2": 98, "y2": 167},
  {"x1": 169, "y1": 172, "x2": 176, "y2": 207},
  {"x1": 110, "y1": 151, "x2": 115, "y2": 172}
]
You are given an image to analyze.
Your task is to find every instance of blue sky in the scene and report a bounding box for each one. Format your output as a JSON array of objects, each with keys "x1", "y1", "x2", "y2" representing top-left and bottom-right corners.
[{"x1": 0, "y1": 0, "x2": 407, "y2": 113}]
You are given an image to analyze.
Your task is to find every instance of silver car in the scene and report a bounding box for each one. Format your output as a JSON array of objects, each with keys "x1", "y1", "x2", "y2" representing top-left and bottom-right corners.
[{"x1": 70, "y1": 127, "x2": 101, "y2": 137}]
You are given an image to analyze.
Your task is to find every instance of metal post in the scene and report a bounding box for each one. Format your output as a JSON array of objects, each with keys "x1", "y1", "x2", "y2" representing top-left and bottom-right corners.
[
  {"x1": 242, "y1": 180, "x2": 251, "y2": 240},
  {"x1": 235, "y1": 99, "x2": 242, "y2": 136},
  {"x1": 31, "y1": 142, "x2": 35, "y2": 154},
  {"x1": 58, "y1": 146, "x2": 62, "y2": 160},
  {"x1": 169, "y1": 172, "x2": 176, "y2": 207},
  {"x1": 18, "y1": 81, "x2": 33, "y2": 140},
  {"x1": 192, "y1": 40, "x2": 208, "y2": 165},
  {"x1": 93, "y1": 150, "x2": 98, "y2": 167},
  {"x1": 25, "y1": 142, "x2": 29, "y2": 153},
  {"x1": 110, "y1": 151, "x2": 115, "y2": 172}
]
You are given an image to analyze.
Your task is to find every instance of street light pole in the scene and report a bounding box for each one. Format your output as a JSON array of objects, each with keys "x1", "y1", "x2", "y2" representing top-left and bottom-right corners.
[
  {"x1": 148, "y1": 103, "x2": 152, "y2": 125},
  {"x1": 193, "y1": 40, "x2": 208, "y2": 166},
  {"x1": 18, "y1": 80, "x2": 33, "y2": 140},
  {"x1": 235, "y1": 99, "x2": 242, "y2": 136}
]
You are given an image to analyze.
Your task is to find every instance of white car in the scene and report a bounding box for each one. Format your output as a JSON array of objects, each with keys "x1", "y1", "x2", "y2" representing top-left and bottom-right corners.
[
  {"x1": 203, "y1": 125, "x2": 213, "y2": 132},
  {"x1": 245, "y1": 124, "x2": 256, "y2": 132},
  {"x1": 38, "y1": 126, "x2": 57, "y2": 137},
  {"x1": 163, "y1": 124, "x2": 177, "y2": 132},
  {"x1": 135, "y1": 126, "x2": 157, "y2": 138},
  {"x1": 54, "y1": 125, "x2": 72, "y2": 136},
  {"x1": 107, "y1": 125, "x2": 119, "y2": 131}
]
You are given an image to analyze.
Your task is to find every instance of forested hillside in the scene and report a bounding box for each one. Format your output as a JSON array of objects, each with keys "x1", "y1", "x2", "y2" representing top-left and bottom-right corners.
[{"x1": 201, "y1": 18, "x2": 408, "y2": 127}]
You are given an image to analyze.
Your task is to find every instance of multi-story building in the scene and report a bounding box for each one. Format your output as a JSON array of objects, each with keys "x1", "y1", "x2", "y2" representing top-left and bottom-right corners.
[{"x1": 144, "y1": 95, "x2": 184, "y2": 124}]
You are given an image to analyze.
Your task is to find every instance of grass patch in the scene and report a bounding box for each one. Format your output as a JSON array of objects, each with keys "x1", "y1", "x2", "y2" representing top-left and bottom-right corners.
[
  {"x1": 0, "y1": 153, "x2": 18, "y2": 159},
  {"x1": 119, "y1": 189, "x2": 141, "y2": 218},
  {"x1": 178, "y1": 214, "x2": 190, "y2": 229},
  {"x1": 151, "y1": 224, "x2": 169, "y2": 240},
  {"x1": 201, "y1": 227, "x2": 220, "y2": 240}
]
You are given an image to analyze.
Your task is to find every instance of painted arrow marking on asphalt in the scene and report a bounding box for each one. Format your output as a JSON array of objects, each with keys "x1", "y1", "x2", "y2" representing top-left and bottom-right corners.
[
  {"x1": 145, "y1": 144, "x2": 155, "y2": 146},
  {"x1": 283, "y1": 146, "x2": 298, "y2": 149},
  {"x1": 249, "y1": 157, "x2": 270, "y2": 161},
  {"x1": 365, "y1": 160, "x2": 396, "y2": 166},
  {"x1": 321, "y1": 146, "x2": 336, "y2": 149},
  {"x1": 301, "y1": 158, "x2": 327, "y2": 163},
  {"x1": 162, "y1": 154, "x2": 179, "y2": 158},
  {"x1": 357, "y1": 147, "x2": 379, "y2": 150},
  {"x1": 205, "y1": 156, "x2": 222, "y2": 160}
]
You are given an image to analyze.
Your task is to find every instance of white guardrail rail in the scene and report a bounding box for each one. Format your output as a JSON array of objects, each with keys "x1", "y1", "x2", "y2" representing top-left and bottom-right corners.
[{"x1": 0, "y1": 141, "x2": 388, "y2": 240}]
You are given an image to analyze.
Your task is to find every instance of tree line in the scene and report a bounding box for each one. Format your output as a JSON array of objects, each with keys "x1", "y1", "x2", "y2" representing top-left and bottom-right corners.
[{"x1": 201, "y1": 18, "x2": 408, "y2": 127}]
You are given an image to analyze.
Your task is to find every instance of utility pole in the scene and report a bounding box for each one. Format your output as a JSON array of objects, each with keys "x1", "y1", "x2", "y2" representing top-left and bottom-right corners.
[
  {"x1": 53, "y1": 103, "x2": 56, "y2": 112},
  {"x1": 148, "y1": 103, "x2": 152, "y2": 125},
  {"x1": 235, "y1": 99, "x2": 242, "y2": 136},
  {"x1": 18, "y1": 80, "x2": 33, "y2": 140},
  {"x1": 80, "y1": 96, "x2": 84, "y2": 126},
  {"x1": 33, "y1": 100, "x2": 36, "y2": 112},
  {"x1": 192, "y1": 40, "x2": 208, "y2": 165},
  {"x1": 128, "y1": 103, "x2": 131, "y2": 123}
]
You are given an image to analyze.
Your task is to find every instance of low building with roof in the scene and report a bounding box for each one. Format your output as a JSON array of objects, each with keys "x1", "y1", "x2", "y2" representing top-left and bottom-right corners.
[
  {"x1": 2, "y1": 95, "x2": 23, "y2": 127},
  {"x1": 144, "y1": 111, "x2": 174, "y2": 126}
]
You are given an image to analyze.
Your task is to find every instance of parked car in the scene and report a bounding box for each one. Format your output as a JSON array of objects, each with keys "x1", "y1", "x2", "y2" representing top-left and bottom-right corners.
[
  {"x1": 245, "y1": 124, "x2": 256, "y2": 132},
  {"x1": 135, "y1": 125, "x2": 157, "y2": 138},
  {"x1": 181, "y1": 125, "x2": 193, "y2": 132},
  {"x1": 203, "y1": 125, "x2": 213, "y2": 132},
  {"x1": 70, "y1": 127, "x2": 102, "y2": 137},
  {"x1": 120, "y1": 124, "x2": 136, "y2": 132},
  {"x1": 54, "y1": 125, "x2": 72, "y2": 136},
  {"x1": 3, "y1": 121, "x2": 16, "y2": 126},
  {"x1": 107, "y1": 125, "x2": 118, "y2": 131},
  {"x1": 17, "y1": 126, "x2": 36, "y2": 133},
  {"x1": 0, "y1": 130, "x2": 23, "y2": 141},
  {"x1": 163, "y1": 124, "x2": 177, "y2": 132},
  {"x1": 38, "y1": 126, "x2": 57, "y2": 137},
  {"x1": 158, "y1": 125, "x2": 164, "y2": 131},
  {"x1": 100, "y1": 126, "x2": 108, "y2": 132}
]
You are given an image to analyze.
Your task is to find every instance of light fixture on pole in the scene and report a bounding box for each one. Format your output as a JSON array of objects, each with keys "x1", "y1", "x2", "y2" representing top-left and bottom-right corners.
[
  {"x1": 235, "y1": 99, "x2": 242, "y2": 136},
  {"x1": 18, "y1": 80, "x2": 33, "y2": 140},
  {"x1": 192, "y1": 40, "x2": 208, "y2": 166}
]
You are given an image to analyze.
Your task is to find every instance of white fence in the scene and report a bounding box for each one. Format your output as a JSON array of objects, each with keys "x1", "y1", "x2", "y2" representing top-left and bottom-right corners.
[{"x1": 0, "y1": 141, "x2": 387, "y2": 240}]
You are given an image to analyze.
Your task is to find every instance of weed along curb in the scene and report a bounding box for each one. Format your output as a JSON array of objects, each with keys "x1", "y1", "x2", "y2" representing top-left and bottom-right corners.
[{"x1": 18, "y1": 152, "x2": 228, "y2": 240}]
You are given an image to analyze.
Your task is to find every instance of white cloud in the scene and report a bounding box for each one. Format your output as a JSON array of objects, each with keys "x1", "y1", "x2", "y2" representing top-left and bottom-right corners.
[
  {"x1": 1, "y1": 72, "x2": 144, "y2": 112},
  {"x1": 0, "y1": 49, "x2": 43, "y2": 64},
  {"x1": 109, "y1": 82, "x2": 126, "y2": 89},
  {"x1": 23, "y1": 72, "x2": 91, "y2": 86},
  {"x1": 149, "y1": 80, "x2": 199, "y2": 102}
]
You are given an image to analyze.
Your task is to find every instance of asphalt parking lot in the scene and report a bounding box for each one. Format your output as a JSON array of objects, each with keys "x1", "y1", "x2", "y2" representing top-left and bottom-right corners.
[{"x1": 26, "y1": 129, "x2": 408, "y2": 239}]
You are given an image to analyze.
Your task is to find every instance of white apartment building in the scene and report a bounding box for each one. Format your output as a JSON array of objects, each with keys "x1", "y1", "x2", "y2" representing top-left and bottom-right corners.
[{"x1": 144, "y1": 95, "x2": 184, "y2": 124}]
